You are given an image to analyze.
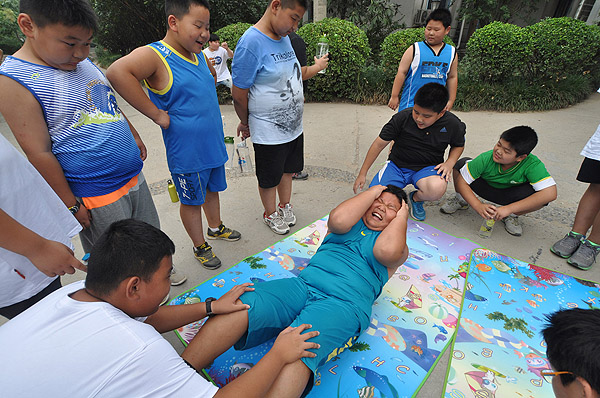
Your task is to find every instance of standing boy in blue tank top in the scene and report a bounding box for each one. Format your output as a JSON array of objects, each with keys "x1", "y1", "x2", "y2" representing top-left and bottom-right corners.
[
  {"x1": 388, "y1": 8, "x2": 458, "y2": 112},
  {"x1": 0, "y1": 0, "x2": 177, "y2": 279},
  {"x1": 107, "y1": 0, "x2": 241, "y2": 270}
]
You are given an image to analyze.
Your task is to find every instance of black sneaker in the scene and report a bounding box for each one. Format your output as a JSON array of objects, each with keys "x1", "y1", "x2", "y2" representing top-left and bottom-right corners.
[
  {"x1": 193, "y1": 243, "x2": 222, "y2": 269},
  {"x1": 207, "y1": 223, "x2": 241, "y2": 241}
]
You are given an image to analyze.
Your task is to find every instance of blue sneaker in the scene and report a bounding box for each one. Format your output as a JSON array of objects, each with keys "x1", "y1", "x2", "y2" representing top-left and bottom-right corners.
[{"x1": 409, "y1": 191, "x2": 426, "y2": 221}]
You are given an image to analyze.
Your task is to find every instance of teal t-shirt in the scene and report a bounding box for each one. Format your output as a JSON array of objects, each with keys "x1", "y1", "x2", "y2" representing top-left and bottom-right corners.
[
  {"x1": 299, "y1": 219, "x2": 389, "y2": 320},
  {"x1": 461, "y1": 150, "x2": 555, "y2": 191}
]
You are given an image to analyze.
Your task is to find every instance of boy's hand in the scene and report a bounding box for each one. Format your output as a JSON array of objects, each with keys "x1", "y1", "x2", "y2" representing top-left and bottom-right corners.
[
  {"x1": 353, "y1": 174, "x2": 367, "y2": 194},
  {"x1": 212, "y1": 283, "x2": 254, "y2": 315},
  {"x1": 367, "y1": 184, "x2": 387, "y2": 197},
  {"x1": 237, "y1": 122, "x2": 250, "y2": 139},
  {"x1": 396, "y1": 199, "x2": 409, "y2": 220},
  {"x1": 134, "y1": 136, "x2": 147, "y2": 161},
  {"x1": 493, "y1": 206, "x2": 512, "y2": 221},
  {"x1": 74, "y1": 204, "x2": 92, "y2": 229},
  {"x1": 434, "y1": 161, "x2": 453, "y2": 182},
  {"x1": 31, "y1": 240, "x2": 87, "y2": 277},
  {"x1": 271, "y1": 324, "x2": 320, "y2": 364},
  {"x1": 388, "y1": 96, "x2": 399, "y2": 111},
  {"x1": 153, "y1": 109, "x2": 170, "y2": 130},
  {"x1": 221, "y1": 42, "x2": 229, "y2": 50},
  {"x1": 475, "y1": 202, "x2": 497, "y2": 220},
  {"x1": 314, "y1": 53, "x2": 329, "y2": 71}
]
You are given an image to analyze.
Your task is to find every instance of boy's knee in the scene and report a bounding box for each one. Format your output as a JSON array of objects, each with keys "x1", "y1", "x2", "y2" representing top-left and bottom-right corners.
[{"x1": 417, "y1": 178, "x2": 447, "y2": 200}]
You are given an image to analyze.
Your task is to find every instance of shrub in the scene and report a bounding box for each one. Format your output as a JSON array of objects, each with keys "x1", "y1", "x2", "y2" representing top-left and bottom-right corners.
[
  {"x1": 214, "y1": 22, "x2": 252, "y2": 51},
  {"x1": 298, "y1": 18, "x2": 371, "y2": 101},
  {"x1": 462, "y1": 21, "x2": 532, "y2": 83},
  {"x1": 0, "y1": 0, "x2": 23, "y2": 54},
  {"x1": 526, "y1": 17, "x2": 600, "y2": 81},
  {"x1": 351, "y1": 64, "x2": 392, "y2": 104},
  {"x1": 380, "y1": 28, "x2": 454, "y2": 79}
]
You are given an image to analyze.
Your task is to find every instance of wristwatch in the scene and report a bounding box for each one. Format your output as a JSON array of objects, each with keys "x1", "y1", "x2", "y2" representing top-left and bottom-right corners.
[
  {"x1": 68, "y1": 200, "x2": 81, "y2": 215},
  {"x1": 205, "y1": 297, "x2": 217, "y2": 317}
]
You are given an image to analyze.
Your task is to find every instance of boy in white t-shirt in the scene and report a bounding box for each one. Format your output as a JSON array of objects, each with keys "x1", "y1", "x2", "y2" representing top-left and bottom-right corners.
[
  {"x1": 203, "y1": 33, "x2": 234, "y2": 89},
  {"x1": 0, "y1": 219, "x2": 319, "y2": 397}
]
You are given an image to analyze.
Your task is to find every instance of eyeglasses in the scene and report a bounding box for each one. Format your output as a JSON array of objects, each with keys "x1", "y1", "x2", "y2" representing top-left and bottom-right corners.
[{"x1": 540, "y1": 369, "x2": 575, "y2": 383}]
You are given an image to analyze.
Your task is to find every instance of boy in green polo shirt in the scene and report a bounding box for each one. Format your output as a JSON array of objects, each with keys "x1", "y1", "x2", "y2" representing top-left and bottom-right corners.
[{"x1": 440, "y1": 126, "x2": 557, "y2": 236}]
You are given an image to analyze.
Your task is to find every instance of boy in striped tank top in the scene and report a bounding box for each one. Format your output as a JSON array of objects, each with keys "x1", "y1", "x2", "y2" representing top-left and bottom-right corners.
[
  {"x1": 0, "y1": 0, "x2": 188, "y2": 286},
  {"x1": 107, "y1": 0, "x2": 242, "y2": 271}
]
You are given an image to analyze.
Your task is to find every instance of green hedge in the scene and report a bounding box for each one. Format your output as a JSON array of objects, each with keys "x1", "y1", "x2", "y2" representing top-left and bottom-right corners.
[
  {"x1": 214, "y1": 22, "x2": 253, "y2": 51},
  {"x1": 380, "y1": 28, "x2": 455, "y2": 78},
  {"x1": 298, "y1": 18, "x2": 371, "y2": 101}
]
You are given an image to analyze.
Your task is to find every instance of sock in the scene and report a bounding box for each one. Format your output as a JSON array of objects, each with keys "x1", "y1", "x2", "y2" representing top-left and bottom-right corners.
[{"x1": 209, "y1": 226, "x2": 219, "y2": 233}]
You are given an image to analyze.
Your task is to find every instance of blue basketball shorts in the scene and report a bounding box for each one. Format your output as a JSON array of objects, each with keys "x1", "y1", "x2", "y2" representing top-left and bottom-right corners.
[
  {"x1": 171, "y1": 166, "x2": 227, "y2": 206},
  {"x1": 369, "y1": 161, "x2": 440, "y2": 190}
]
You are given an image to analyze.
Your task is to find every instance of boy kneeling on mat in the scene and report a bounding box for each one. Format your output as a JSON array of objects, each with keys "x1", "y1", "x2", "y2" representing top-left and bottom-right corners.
[
  {"x1": 440, "y1": 126, "x2": 557, "y2": 236},
  {"x1": 182, "y1": 184, "x2": 410, "y2": 398},
  {"x1": 0, "y1": 219, "x2": 319, "y2": 398}
]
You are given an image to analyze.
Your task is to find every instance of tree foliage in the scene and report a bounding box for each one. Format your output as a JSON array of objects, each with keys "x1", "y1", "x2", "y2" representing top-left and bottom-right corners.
[
  {"x1": 458, "y1": 0, "x2": 541, "y2": 25},
  {"x1": 0, "y1": 0, "x2": 22, "y2": 54},
  {"x1": 209, "y1": 0, "x2": 265, "y2": 32}
]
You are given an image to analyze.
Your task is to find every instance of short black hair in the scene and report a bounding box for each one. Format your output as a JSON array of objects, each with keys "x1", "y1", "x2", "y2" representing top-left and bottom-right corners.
[
  {"x1": 426, "y1": 8, "x2": 452, "y2": 28},
  {"x1": 165, "y1": 0, "x2": 210, "y2": 19},
  {"x1": 413, "y1": 83, "x2": 449, "y2": 114},
  {"x1": 20, "y1": 0, "x2": 98, "y2": 32},
  {"x1": 384, "y1": 185, "x2": 408, "y2": 206},
  {"x1": 499, "y1": 126, "x2": 538, "y2": 156},
  {"x1": 275, "y1": 0, "x2": 307, "y2": 9},
  {"x1": 542, "y1": 308, "x2": 600, "y2": 393},
  {"x1": 85, "y1": 219, "x2": 175, "y2": 295},
  {"x1": 209, "y1": 33, "x2": 220, "y2": 42}
]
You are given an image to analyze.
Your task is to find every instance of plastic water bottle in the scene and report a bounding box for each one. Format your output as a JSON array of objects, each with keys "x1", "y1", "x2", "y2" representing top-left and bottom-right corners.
[
  {"x1": 236, "y1": 140, "x2": 253, "y2": 173},
  {"x1": 224, "y1": 136, "x2": 235, "y2": 169},
  {"x1": 316, "y1": 36, "x2": 329, "y2": 74},
  {"x1": 167, "y1": 179, "x2": 179, "y2": 203},
  {"x1": 479, "y1": 219, "x2": 495, "y2": 239}
]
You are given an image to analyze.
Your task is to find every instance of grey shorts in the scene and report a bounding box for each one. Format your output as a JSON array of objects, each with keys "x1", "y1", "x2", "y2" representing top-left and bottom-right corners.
[{"x1": 79, "y1": 173, "x2": 160, "y2": 253}]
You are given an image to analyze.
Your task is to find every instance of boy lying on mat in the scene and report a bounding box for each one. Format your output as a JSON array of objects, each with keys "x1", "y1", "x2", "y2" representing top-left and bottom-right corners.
[{"x1": 182, "y1": 184, "x2": 410, "y2": 398}]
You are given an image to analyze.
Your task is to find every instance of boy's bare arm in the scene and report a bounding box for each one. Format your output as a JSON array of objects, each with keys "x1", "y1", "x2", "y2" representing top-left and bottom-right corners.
[
  {"x1": 494, "y1": 185, "x2": 557, "y2": 221},
  {"x1": 373, "y1": 199, "x2": 409, "y2": 269},
  {"x1": 445, "y1": 57, "x2": 458, "y2": 111},
  {"x1": 0, "y1": 209, "x2": 86, "y2": 276},
  {"x1": 232, "y1": 85, "x2": 250, "y2": 139},
  {"x1": 329, "y1": 185, "x2": 387, "y2": 234},
  {"x1": 353, "y1": 137, "x2": 390, "y2": 193},
  {"x1": 221, "y1": 42, "x2": 234, "y2": 58},
  {"x1": 106, "y1": 47, "x2": 170, "y2": 129},
  {"x1": 0, "y1": 77, "x2": 92, "y2": 228},
  {"x1": 300, "y1": 53, "x2": 329, "y2": 80},
  {"x1": 454, "y1": 172, "x2": 497, "y2": 219},
  {"x1": 388, "y1": 46, "x2": 413, "y2": 111}
]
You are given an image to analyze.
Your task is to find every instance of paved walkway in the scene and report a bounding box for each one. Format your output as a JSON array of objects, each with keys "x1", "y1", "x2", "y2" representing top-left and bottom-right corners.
[{"x1": 2, "y1": 92, "x2": 599, "y2": 396}]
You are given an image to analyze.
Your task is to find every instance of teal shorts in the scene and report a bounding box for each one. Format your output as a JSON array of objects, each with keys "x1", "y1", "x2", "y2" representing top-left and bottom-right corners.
[{"x1": 235, "y1": 277, "x2": 363, "y2": 372}]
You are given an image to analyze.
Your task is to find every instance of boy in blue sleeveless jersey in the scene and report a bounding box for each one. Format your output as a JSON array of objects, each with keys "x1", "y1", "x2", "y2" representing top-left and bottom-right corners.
[
  {"x1": 0, "y1": 0, "x2": 180, "y2": 280},
  {"x1": 232, "y1": 0, "x2": 328, "y2": 235},
  {"x1": 354, "y1": 83, "x2": 466, "y2": 222},
  {"x1": 182, "y1": 184, "x2": 409, "y2": 398},
  {"x1": 107, "y1": 0, "x2": 241, "y2": 270},
  {"x1": 388, "y1": 8, "x2": 458, "y2": 112}
]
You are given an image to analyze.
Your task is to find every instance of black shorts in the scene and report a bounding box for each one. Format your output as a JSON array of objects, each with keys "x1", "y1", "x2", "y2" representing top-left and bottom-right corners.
[
  {"x1": 454, "y1": 157, "x2": 536, "y2": 206},
  {"x1": 577, "y1": 157, "x2": 600, "y2": 184},
  {"x1": 253, "y1": 134, "x2": 304, "y2": 189}
]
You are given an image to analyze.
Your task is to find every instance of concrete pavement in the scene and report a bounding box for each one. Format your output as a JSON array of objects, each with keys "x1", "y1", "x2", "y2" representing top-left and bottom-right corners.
[{"x1": 1, "y1": 91, "x2": 599, "y2": 397}]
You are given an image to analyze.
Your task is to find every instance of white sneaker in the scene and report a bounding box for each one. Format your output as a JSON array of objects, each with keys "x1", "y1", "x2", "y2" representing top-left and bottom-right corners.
[
  {"x1": 278, "y1": 203, "x2": 296, "y2": 226},
  {"x1": 264, "y1": 211, "x2": 290, "y2": 235},
  {"x1": 160, "y1": 294, "x2": 170, "y2": 306},
  {"x1": 502, "y1": 215, "x2": 522, "y2": 236},
  {"x1": 170, "y1": 267, "x2": 187, "y2": 286},
  {"x1": 440, "y1": 196, "x2": 469, "y2": 214}
]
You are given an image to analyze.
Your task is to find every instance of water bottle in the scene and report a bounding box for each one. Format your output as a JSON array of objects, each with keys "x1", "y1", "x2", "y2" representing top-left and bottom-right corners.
[
  {"x1": 478, "y1": 218, "x2": 495, "y2": 239},
  {"x1": 167, "y1": 179, "x2": 179, "y2": 203},
  {"x1": 316, "y1": 35, "x2": 329, "y2": 74},
  {"x1": 236, "y1": 140, "x2": 253, "y2": 173},
  {"x1": 224, "y1": 136, "x2": 235, "y2": 169}
]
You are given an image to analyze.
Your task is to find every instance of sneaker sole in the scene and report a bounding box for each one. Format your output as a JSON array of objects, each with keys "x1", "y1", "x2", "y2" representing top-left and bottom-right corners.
[
  {"x1": 263, "y1": 218, "x2": 289, "y2": 235},
  {"x1": 170, "y1": 277, "x2": 187, "y2": 286},
  {"x1": 550, "y1": 246, "x2": 573, "y2": 259},
  {"x1": 567, "y1": 258, "x2": 594, "y2": 270},
  {"x1": 408, "y1": 193, "x2": 426, "y2": 221},
  {"x1": 439, "y1": 205, "x2": 468, "y2": 215},
  {"x1": 206, "y1": 235, "x2": 241, "y2": 241},
  {"x1": 198, "y1": 261, "x2": 222, "y2": 270}
]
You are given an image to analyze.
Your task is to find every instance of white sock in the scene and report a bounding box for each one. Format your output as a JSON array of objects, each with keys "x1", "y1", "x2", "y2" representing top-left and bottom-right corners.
[{"x1": 209, "y1": 226, "x2": 219, "y2": 232}]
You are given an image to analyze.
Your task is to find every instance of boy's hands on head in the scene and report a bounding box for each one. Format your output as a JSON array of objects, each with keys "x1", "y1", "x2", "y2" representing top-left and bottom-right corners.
[
  {"x1": 368, "y1": 184, "x2": 387, "y2": 197},
  {"x1": 434, "y1": 161, "x2": 454, "y2": 182},
  {"x1": 396, "y1": 198, "x2": 409, "y2": 221},
  {"x1": 475, "y1": 201, "x2": 497, "y2": 220},
  {"x1": 153, "y1": 109, "x2": 170, "y2": 130},
  {"x1": 271, "y1": 324, "x2": 320, "y2": 364},
  {"x1": 212, "y1": 283, "x2": 255, "y2": 315}
]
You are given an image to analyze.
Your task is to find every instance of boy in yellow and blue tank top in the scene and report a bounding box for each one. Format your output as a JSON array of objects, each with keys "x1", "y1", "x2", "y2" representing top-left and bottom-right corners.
[{"x1": 107, "y1": 0, "x2": 241, "y2": 270}]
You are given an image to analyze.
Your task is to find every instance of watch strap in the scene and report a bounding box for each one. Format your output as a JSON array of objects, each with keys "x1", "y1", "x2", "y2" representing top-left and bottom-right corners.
[{"x1": 206, "y1": 297, "x2": 216, "y2": 317}]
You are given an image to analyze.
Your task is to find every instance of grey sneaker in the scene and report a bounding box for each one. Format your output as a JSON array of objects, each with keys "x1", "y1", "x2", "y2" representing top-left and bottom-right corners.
[
  {"x1": 568, "y1": 239, "x2": 600, "y2": 270},
  {"x1": 193, "y1": 243, "x2": 222, "y2": 270},
  {"x1": 264, "y1": 211, "x2": 290, "y2": 235},
  {"x1": 278, "y1": 203, "x2": 296, "y2": 226},
  {"x1": 502, "y1": 215, "x2": 522, "y2": 236},
  {"x1": 551, "y1": 232, "x2": 583, "y2": 258},
  {"x1": 170, "y1": 267, "x2": 187, "y2": 286},
  {"x1": 440, "y1": 196, "x2": 469, "y2": 214}
]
